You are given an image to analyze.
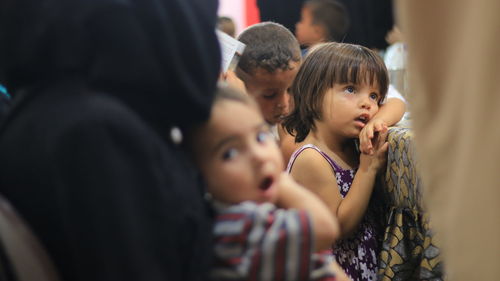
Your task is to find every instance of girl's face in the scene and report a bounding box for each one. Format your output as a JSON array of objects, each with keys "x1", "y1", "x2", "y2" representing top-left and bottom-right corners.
[
  {"x1": 194, "y1": 100, "x2": 283, "y2": 205},
  {"x1": 319, "y1": 81, "x2": 382, "y2": 138}
]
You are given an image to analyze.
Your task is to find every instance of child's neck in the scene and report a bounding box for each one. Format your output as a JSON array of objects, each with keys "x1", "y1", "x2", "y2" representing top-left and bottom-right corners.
[{"x1": 306, "y1": 130, "x2": 358, "y2": 169}]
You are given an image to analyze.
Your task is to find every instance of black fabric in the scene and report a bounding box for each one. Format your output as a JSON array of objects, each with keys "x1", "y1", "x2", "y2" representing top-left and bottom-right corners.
[
  {"x1": 0, "y1": 0, "x2": 220, "y2": 132},
  {"x1": 0, "y1": 0, "x2": 220, "y2": 280},
  {"x1": 337, "y1": 0, "x2": 394, "y2": 49},
  {"x1": 257, "y1": 0, "x2": 305, "y2": 34},
  {"x1": 0, "y1": 95, "x2": 9, "y2": 125}
]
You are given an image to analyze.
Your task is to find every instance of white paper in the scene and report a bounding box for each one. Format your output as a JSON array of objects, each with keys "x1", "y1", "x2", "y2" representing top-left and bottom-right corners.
[{"x1": 216, "y1": 29, "x2": 246, "y2": 73}]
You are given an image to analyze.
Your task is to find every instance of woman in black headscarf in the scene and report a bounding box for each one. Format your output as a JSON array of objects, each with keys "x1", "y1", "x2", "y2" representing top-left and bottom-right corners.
[{"x1": 0, "y1": 0, "x2": 220, "y2": 280}]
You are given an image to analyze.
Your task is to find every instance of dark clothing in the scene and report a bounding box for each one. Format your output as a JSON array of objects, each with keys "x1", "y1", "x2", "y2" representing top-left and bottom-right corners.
[
  {"x1": 257, "y1": 0, "x2": 305, "y2": 34},
  {"x1": 0, "y1": 0, "x2": 220, "y2": 132},
  {"x1": 337, "y1": 0, "x2": 393, "y2": 49},
  {"x1": 0, "y1": 85, "x2": 10, "y2": 123},
  {"x1": 0, "y1": 81, "x2": 213, "y2": 281},
  {"x1": 0, "y1": 0, "x2": 220, "y2": 280}
]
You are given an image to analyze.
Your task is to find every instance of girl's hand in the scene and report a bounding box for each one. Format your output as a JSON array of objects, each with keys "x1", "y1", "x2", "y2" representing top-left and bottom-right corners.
[
  {"x1": 359, "y1": 126, "x2": 388, "y2": 173},
  {"x1": 359, "y1": 118, "x2": 388, "y2": 155}
]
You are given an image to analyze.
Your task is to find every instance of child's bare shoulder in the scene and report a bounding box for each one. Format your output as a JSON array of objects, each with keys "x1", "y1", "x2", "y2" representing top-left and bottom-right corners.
[{"x1": 291, "y1": 148, "x2": 336, "y2": 186}]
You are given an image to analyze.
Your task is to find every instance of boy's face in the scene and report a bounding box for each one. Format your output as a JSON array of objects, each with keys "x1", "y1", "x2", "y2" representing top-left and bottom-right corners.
[
  {"x1": 239, "y1": 61, "x2": 300, "y2": 125},
  {"x1": 295, "y1": 7, "x2": 324, "y2": 46},
  {"x1": 193, "y1": 100, "x2": 284, "y2": 205}
]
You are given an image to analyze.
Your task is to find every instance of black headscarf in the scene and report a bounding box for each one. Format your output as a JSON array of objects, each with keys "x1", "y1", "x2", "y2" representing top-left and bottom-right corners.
[
  {"x1": 0, "y1": 1, "x2": 220, "y2": 280},
  {"x1": 0, "y1": 0, "x2": 220, "y2": 133}
]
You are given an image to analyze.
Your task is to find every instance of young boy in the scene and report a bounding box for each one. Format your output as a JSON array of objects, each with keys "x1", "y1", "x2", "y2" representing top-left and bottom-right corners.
[
  {"x1": 235, "y1": 22, "x2": 301, "y2": 127},
  {"x1": 217, "y1": 16, "x2": 236, "y2": 38},
  {"x1": 188, "y1": 85, "x2": 349, "y2": 281},
  {"x1": 295, "y1": 0, "x2": 349, "y2": 49}
]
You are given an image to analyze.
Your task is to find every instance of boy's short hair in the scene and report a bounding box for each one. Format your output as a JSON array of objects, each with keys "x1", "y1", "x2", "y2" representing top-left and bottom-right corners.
[
  {"x1": 283, "y1": 42, "x2": 388, "y2": 142},
  {"x1": 237, "y1": 22, "x2": 301, "y2": 75},
  {"x1": 305, "y1": 0, "x2": 349, "y2": 42},
  {"x1": 217, "y1": 16, "x2": 236, "y2": 38}
]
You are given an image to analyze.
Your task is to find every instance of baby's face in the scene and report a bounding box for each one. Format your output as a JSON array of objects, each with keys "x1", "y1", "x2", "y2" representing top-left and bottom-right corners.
[
  {"x1": 194, "y1": 100, "x2": 284, "y2": 205},
  {"x1": 240, "y1": 62, "x2": 300, "y2": 125}
]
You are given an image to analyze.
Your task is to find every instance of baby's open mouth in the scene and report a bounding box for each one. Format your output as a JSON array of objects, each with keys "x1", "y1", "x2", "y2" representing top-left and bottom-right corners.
[{"x1": 259, "y1": 176, "x2": 274, "y2": 191}]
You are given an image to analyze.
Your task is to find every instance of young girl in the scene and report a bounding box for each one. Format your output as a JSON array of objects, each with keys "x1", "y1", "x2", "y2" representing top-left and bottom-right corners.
[
  {"x1": 187, "y1": 85, "x2": 350, "y2": 281},
  {"x1": 283, "y1": 42, "x2": 389, "y2": 281}
]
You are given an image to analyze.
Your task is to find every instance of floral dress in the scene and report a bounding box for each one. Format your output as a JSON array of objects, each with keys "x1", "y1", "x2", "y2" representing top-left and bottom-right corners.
[{"x1": 287, "y1": 144, "x2": 379, "y2": 281}]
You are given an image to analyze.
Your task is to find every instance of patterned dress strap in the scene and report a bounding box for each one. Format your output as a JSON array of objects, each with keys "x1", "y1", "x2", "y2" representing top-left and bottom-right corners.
[{"x1": 286, "y1": 144, "x2": 343, "y2": 173}]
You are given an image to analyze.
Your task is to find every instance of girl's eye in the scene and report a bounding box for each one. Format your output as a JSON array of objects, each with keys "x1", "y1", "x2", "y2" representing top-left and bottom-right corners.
[
  {"x1": 344, "y1": 86, "x2": 355, "y2": 94},
  {"x1": 370, "y1": 93, "x2": 379, "y2": 101},
  {"x1": 256, "y1": 131, "x2": 270, "y2": 143},
  {"x1": 222, "y1": 148, "x2": 238, "y2": 160}
]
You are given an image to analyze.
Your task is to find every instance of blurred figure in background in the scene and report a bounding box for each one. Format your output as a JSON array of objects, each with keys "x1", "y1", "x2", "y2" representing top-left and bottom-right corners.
[
  {"x1": 384, "y1": 25, "x2": 408, "y2": 98},
  {"x1": 399, "y1": 0, "x2": 500, "y2": 280},
  {"x1": 295, "y1": 0, "x2": 349, "y2": 51},
  {"x1": 217, "y1": 16, "x2": 236, "y2": 38},
  {"x1": 0, "y1": 0, "x2": 220, "y2": 280}
]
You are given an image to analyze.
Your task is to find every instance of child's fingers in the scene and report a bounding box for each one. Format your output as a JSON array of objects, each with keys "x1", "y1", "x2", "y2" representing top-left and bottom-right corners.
[
  {"x1": 366, "y1": 126, "x2": 374, "y2": 139},
  {"x1": 379, "y1": 141, "x2": 389, "y2": 154},
  {"x1": 373, "y1": 129, "x2": 388, "y2": 149},
  {"x1": 359, "y1": 134, "x2": 373, "y2": 154}
]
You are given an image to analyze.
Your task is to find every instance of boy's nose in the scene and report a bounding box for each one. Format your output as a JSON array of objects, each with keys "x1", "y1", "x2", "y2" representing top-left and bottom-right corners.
[{"x1": 276, "y1": 93, "x2": 290, "y2": 112}]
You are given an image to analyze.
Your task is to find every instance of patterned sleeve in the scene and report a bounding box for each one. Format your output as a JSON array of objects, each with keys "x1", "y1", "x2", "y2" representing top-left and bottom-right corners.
[{"x1": 210, "y1": 202, "x2": 337, "y2": 281}]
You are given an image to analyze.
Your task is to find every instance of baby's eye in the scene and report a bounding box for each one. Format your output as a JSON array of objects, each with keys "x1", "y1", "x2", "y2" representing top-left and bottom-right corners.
[
  {"x1": 344, "y1": 86, "x2": 355, "y2": 94},
  {"x1": 256, "y1": 131, "x2": 270, "y2": 143},
  {"x1": 370, "y1": 93, "x2": 379, "y2": 101},
  {"x1": 222, "y1": 148, "x2": 238, "y2": 160}
]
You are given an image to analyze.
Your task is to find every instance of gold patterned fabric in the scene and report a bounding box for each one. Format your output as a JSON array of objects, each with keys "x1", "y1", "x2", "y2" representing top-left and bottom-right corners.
[{"x1": 377, "y1": 127, "x2": 444, "y2": 281}]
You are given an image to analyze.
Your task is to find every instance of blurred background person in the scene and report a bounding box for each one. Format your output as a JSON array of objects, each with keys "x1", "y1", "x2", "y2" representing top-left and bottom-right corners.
[
  {"x1": 217, "y1": 16, "x2": 236, "y2": 38},
  {"x1": 0, "y1": 0, "x2": 220, "y2": 280},
  {"x1": 399, "y1": 0, "x2": 500, "y2": 280}
]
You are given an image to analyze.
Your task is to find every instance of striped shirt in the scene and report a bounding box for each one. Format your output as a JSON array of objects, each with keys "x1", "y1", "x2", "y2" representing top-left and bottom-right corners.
[{"x1": 211, "y1": 201, "x2": 337, "y2": 281}]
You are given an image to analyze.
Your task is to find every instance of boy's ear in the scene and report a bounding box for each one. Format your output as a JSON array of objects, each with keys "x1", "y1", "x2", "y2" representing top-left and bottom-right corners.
[
  {"x1": 235, "y1": 67, "x2": 250, "y2": 85},
  {"x1": 313, "y1": 24, "x2": 327, "y2": 42}
]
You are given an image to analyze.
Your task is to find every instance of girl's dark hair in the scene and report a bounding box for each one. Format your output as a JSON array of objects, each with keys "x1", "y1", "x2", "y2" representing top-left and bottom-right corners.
[{"x1": 283, "y1": 42, "x2": 388, "y2": 142}]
